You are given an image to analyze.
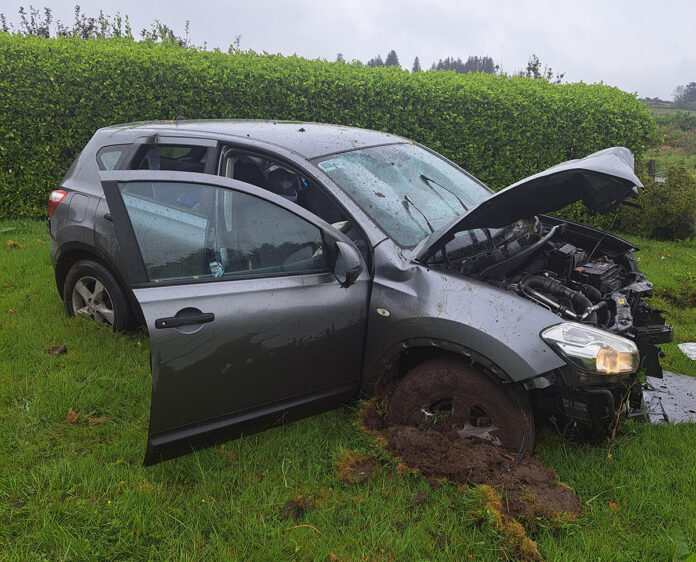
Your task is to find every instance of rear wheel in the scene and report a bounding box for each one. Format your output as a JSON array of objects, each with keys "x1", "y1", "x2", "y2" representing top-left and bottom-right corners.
[
  {"x1": 63, "y1": 259, "x2": 135, "y2": 331},
  {"x1": 385, "y1": 357, "x2": 535, "y2": 457}
]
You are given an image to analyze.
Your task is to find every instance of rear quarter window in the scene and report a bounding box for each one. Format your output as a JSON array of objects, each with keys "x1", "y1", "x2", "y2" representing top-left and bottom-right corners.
[{"x1": 96, "y1": 144, "x2": 131, "y2": 170}]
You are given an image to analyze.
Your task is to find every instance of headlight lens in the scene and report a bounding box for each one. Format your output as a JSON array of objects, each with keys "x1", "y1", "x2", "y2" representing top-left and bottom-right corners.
[{"x1": 541, "y1": 323, "x2": 639, "y2": 375}]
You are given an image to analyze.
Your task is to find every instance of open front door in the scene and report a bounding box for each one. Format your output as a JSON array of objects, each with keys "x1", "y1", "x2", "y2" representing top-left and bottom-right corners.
[{"x1": 100, "y1": 171, "x2": 370, "y2": 464}]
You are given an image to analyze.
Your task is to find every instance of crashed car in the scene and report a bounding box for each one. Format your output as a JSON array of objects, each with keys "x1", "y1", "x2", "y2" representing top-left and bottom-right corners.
[{"x1": 48, "y1": 121, "x2": 672, "y2": 464}]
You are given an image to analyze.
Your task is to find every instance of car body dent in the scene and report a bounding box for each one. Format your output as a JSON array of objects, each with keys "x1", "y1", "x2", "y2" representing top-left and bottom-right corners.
[{"x1": 361, "y1": 241, "x2": 566, "y2": 391}]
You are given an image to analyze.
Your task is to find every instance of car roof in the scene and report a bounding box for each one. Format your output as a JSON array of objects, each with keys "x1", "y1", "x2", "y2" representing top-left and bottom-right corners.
[{"x1": 96, "y1": 120, "x2": 407, "y2": 159}]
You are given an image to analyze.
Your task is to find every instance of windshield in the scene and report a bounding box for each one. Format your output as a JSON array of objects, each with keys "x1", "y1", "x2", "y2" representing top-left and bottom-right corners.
[{"x1": 315, "y1": 143, "x2": 492, "y2": 247}]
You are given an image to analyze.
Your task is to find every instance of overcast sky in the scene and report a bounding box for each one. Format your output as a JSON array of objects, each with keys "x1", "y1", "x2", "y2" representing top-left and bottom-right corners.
[{"x1": 4, "y1": 0, "x2": 694, "y2": 99}]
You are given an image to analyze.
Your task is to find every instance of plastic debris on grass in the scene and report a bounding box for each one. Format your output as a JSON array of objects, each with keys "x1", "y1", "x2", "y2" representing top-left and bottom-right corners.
[
  {"x1": 644, "y1": 370, "x2": 696, "y2": 423},
  {"x1": 678, "y1": 343, "x2": 696, "y2": 360}
]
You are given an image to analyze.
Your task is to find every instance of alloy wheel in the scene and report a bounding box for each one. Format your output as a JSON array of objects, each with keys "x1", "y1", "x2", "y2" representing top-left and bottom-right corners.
[{"x1": 71, "y1": 275, "x2": 115, "y2": 326}]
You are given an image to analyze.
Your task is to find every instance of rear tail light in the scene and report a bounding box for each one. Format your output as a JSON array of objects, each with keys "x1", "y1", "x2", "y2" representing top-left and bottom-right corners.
[{"x1": 48, "y1": 190, "x2": 67, "y2": 218}]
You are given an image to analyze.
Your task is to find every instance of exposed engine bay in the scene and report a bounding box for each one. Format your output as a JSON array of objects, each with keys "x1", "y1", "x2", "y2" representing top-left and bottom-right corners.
[
  {"x1": 408, "y1": 147, "x2": 682, "y2": 437},
  {"x1": 436, "y1": 214, "x2": 673, "y2": 379},
  {"x1": 430, "y1": 214, "x2": 675, "y2": 437}
]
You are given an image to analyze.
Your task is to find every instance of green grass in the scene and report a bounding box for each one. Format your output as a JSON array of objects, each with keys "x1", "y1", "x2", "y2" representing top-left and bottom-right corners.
[
  {"x1": 645, "y1": 106, "x2": 696, "y2": 175},
  {"x1": 1, "y1": 220, "x2": 695, "y2": 560},
  {"x1": 622, "y1": 233, "x2": 696, "y2": 376},
  {"x1": 648, "y1": 107, "x2": 696, "y2": 118}
]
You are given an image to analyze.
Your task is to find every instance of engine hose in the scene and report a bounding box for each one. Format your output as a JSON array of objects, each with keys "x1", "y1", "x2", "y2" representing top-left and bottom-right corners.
[
  {"x1": 522, "y1": 276, "x2": 597, "y2": 324},
  {"x1": 478, "y1": 225, "x2": 561, "y2": 279},
  {"x1": 576, "y1": 283, "x2": 602, "y2": 303},
  {"x1": 516, "y1": 255, "x2": 547, "y2": 280}
]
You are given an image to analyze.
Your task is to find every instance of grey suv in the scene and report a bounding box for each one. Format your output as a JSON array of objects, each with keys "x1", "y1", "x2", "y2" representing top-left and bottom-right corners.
[{"x1": 49, "y1": 121, "x2": 672, "y2": 465}]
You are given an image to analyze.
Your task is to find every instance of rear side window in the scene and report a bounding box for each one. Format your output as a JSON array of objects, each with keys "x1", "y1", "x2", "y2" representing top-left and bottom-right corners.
[
  {"x1": 131, "y1": 145, "x2": 209, "y2": 173},
  {"x1": 96, "y1": 144, "x2": 130, "y2": 170}
]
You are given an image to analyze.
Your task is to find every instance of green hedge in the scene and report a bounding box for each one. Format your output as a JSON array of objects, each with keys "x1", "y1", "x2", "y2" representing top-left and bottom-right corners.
[
  {"x1": 617, "y1": 162, "x2": 696, "y2": 240},
  {"x1": 0, "y1": 34, "x2": 655, "y2": 221}
]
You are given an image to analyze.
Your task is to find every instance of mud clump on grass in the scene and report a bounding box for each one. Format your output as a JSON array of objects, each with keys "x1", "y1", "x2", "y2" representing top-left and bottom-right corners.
[
  {"x1": 335, "y1": 451, "x2": 378, "y2": 484},
  {"x1": 279, "y1": 495, "x2": 315, "y2": 521},
  {"x1": 63, "y1": 409, "x2": 79, "y2": 424},
  {"x1": 480, "y1": 485, "x2": 542, "y2": 561},
  {"x1": 361, "y1": 399, "x2": 582, "y2": 521},
  {"x1": 47, "y1": 344, "x2": 68, "y2": 356}
]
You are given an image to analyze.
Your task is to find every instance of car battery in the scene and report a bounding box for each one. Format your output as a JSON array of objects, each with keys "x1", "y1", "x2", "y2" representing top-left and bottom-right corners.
[{"x1": 571, "y1": 261, "x2": 623, "y2": 294}]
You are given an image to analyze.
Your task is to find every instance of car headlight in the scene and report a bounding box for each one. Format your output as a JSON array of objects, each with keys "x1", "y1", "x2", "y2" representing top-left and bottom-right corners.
[{"x1": 541, "y1": 323, "x2": 639, "y2": 375}]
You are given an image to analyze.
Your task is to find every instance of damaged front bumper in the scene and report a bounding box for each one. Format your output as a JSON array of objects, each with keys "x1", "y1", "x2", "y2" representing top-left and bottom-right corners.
[
  {"x1": 528, "y1": 367, "x2": 642, "y2": 438},
  {"x1": 528, "y1": 314, "x2": 674, "y2": 437},
  {"x1": 528, "y1": 338, "x2": 677, "y2": 437}
]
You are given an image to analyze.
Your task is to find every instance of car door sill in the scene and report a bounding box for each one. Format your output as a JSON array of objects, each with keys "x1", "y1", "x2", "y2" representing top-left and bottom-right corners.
[{"x1": 143, "y1": 380, "x2": 359, "y2": 466}]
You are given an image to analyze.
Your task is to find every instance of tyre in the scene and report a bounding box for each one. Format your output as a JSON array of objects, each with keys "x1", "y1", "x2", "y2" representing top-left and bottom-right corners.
[
  {"x1": 385, "y1": 357, "x2": 535, "y2": 457},
  {"x1": 63, "y1": 259, "x2": 135, "y2": 331}
]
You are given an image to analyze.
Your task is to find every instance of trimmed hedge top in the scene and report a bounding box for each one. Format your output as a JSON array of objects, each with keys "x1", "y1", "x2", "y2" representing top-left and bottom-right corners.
[{"x1": 0, "y1": 34, "x2": 655, "y2": 221}]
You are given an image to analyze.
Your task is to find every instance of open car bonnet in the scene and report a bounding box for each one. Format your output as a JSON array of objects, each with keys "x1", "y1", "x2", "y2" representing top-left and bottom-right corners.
[{"x1": 412, "y1": 147, "x2": 643, "y2": 261}]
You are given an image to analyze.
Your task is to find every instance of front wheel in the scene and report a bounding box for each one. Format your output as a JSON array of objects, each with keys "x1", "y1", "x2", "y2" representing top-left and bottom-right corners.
[
  {"x1": 63, "y1": 259, "x2": 135, "y2": 331},
  {"x1": 385, "y1": 358, "x2": 535, "y2": 457}
]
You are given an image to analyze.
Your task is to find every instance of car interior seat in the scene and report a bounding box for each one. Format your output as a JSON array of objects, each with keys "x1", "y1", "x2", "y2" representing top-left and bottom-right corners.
[
  {"x1": 233, "y1": 157, "x2": 271, "y2": 190},
  {"x1": 266, "y1": 166, "x2": 300, "y2": 202}
]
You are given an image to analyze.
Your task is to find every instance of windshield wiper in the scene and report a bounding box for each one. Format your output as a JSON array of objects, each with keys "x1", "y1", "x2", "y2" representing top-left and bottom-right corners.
[
  {"x1": 403, "y1": 195, "x2": 434, "y2": 233},
  {"x1": 420, "y1": 174, "x2": 468, "y2": 212}
]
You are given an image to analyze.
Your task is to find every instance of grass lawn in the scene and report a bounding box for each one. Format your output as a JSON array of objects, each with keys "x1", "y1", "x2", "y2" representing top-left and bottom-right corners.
[
  {"x1": 1, "y1": 219, "x2": 695, "y2": 560},
  {"x1": 645, "y1": 106, "x2": 696, "y2": 175}
]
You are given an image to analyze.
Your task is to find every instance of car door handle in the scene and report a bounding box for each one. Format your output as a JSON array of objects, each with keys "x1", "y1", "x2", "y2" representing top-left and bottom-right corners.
[{"x1": 155, "y1": 312, "x2": 215, "y2": 329}]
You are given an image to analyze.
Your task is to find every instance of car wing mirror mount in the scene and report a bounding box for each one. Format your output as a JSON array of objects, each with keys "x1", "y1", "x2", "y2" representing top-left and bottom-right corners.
[{"x1": 334, "y1": 240, "x2": 362, "y2": 288}]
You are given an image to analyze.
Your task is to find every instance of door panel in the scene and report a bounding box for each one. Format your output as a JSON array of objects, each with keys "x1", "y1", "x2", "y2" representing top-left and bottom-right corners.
[
  {"x1": 138, "y1": 271, "x2": 367, "y2": 436},
  {"x1": 99, "y1": 171, "x2": 370, "y2": 464}
]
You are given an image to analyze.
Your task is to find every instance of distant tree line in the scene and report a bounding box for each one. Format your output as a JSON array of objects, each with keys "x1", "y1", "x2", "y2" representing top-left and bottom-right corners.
[
  {"x1": 342, "y1": 50, "x2": 564, "y2": 82},
  {"x1": 673, "y1": 82, "x2": 696, "y2": 110},
  {"x1": 0, "y1": 4, "x2": 242, "y2": 52},
  {"x1": 430, "y1": 55, "x2": 497, "y2": 74},
  {"x1": 641, "y1": 82, "x2": 696, "y2": 110},
  {"x1": 2, "y1": 5, "x2": 564, "y2": 83}
]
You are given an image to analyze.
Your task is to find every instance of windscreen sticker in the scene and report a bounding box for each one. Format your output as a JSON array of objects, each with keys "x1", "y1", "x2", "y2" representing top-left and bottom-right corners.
[{"x1": 318, "y1": 160, "x2": 344, "y2": 172}]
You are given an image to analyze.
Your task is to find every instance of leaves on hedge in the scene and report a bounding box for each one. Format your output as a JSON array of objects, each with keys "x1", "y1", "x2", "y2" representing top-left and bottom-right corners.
[
  {"x1": 617, "y1": 163, "x2": 696, "y2": 239},
  {"x1": 0, "y1": 35, "x2": 655, "y2": 226}
]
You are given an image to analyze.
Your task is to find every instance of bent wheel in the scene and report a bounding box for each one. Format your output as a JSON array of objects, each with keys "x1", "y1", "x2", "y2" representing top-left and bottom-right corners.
[{"x1": 385, "y1": 358, "x2": 535, "y2": 456}]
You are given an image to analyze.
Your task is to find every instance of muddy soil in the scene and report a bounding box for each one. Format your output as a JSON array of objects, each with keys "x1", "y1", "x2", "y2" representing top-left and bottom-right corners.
[
  {"x1": 336, "y1": 454, "x2": 378, "y2": 484},
  {"x1": 279, "y1": 496, "x2": 315, "y2": 521},
  {"x1": 362, "y1": 400, "x2": 582, "y2": 520}
]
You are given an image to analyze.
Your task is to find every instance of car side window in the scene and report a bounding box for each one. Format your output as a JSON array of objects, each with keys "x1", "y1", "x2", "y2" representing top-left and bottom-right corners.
[
  {"x1": 96, "y1": 144, "x2": 130, "y2": 170},
  {"x1": 130, "y1": 145, "x2": 209, "y2": 173},
  {"x1": 220, "y1": 149, "x2": 371, "y2": 267},
  {"x1": 117, "y1": 181, "x2": 329, "y2": 283}
]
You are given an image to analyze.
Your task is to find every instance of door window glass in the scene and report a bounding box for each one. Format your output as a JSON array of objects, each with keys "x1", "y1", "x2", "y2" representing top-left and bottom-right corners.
[
  {"x1": 220, "y1": 148, "x2": 370, "y2": 265},
  {"x1": 118, "y1": 181, "x2": 328, "y2": 282}
]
